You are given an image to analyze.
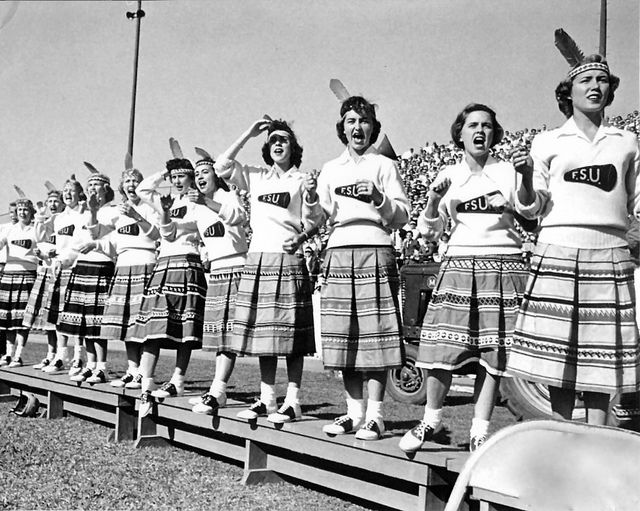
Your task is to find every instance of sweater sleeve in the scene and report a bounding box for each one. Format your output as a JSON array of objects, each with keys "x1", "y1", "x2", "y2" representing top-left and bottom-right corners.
[
  {"x1": 375, "y1": 159, "x2": 411, "y2": 229},
  {"x1": 136, "y1": 171, "x2": 168, "y2": 214},
  {"x1": 217, "y1": 191, "x2": 247, "y2": 227},
  {"x1": 214, "y1": 158, "x2": 251, "y2": 192},
  {"x1": 626, "y1": 137, "x2": 640, "y2": 219},
  {"x1": 515, "y1": 134, "x2": 552, "y2": 219}
]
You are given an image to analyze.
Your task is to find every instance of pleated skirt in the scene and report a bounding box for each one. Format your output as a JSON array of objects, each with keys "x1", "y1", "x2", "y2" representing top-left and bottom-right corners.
[
  {"x1": 0, "y1": 270, "x2": 37, "y2": 330},
  {"x1": 416, "y1": 254, "x2": 529, "y2": 376},
  {"x1": 320, "y1": 246, "x2": 403, "y2": 371},
  {"x1": 101, "y1": 262, "x2": 156, "y2": 341},
  {"x1": 57, "y1": 261, "x2": 115, "y2": 339},
  {"x1": 229, "y1": 252, "x2": 315, "y2": 356},
  {"x1": 202, "y1": 265, "x2": 244, "y2": 352},
  {"x1": 131, "y1": 255, "x2": 206, "y2": 349},
  {"x1": 508, "y1": 243, "x2": 640, "y2": 393},
  {"x1": 22, "y1": 264, "x2": 56, "y2": 331}
]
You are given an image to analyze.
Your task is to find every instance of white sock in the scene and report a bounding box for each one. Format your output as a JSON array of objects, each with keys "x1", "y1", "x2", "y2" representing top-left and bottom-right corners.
[
  {"x1": 346, "y1": 397, "x2": 365, "y2": 422},
  {"x1": 73, "y1": 344, "x2": 85, "y2": 361},
  {"x1": 57, "y1": 346, "x2": 69, "y2": 363},
  {"x1": 259, "y1": 382, "x2": 276, "y2": 407},
  {"x1": 87, "y1": 361, "x2": 97, "y2": 371},
  {"x1": 423, "y1": 407, "x2": 443, "y2": 428},
  {"x1": 141, "y1": 377, "x2": 156, "y2": 392},
  {"x1": 46, "y1": 347, "x2": 56, "y2": 359},
  {"x1": 470, "y1": 417, "x2": 490, "y2": 438},
  {"x1": 14, "y1": 344, "x2": 24, "y2": 360},
  {"x1": 209, "y1": 379, "x2": 227, "y2": 398},
  {"x1": 5, "y1": 341, "x2": 14, "y2": 358},
  {"x1": 96, "y1": 361, "x2": 107, "y2": 372},
  {"x1": 284, "y1": 384, "x2": 300, "y2": 406},
  {"x1": 170, "y1": 373, "x2": 185, "y2": 391},
  {"x1": 127, "y1": 361, "x2": 139, "y2": 376},
  {"x1": 365, "y1": 399, "x2": 383, "y2": 422}
]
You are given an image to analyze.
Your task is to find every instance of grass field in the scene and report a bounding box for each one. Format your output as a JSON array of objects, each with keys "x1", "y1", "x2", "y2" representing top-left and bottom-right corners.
[{"x1": 0, "y1": 342, "x2": 518, "y2": 510}]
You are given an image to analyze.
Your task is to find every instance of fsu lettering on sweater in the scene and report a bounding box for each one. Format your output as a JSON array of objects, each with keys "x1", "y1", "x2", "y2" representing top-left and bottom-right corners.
[
  {"x1": 48, "y1": 234, "x2": 57, "y2": 245},
  {"x1": 564, "y1": 164, "x2": 617, "y2": 192},
  {"x1": 456, "y1": 193, "x2": 504, "y2": 214},
  {"x1": 203, "y1": 221, "x2": 225, "y2": 238},
  {"x1": 334, "y1": 184, "x2": 371, "y2": 203},
  {"x1": 117, "y1": 223, "x2": 140, "y2": 236},
  {"x1": 257, "y1": 192, "x2": 291, "y2": 209},
  {"x1": 170, "y1": 206, "x2": 187, "y2": 219},
  {"x1": 58, "y1": 225, "x2": 75, "y2": 236},
  {"x1": 11, "y1": 239, "x2": 32, "y2": 249}
]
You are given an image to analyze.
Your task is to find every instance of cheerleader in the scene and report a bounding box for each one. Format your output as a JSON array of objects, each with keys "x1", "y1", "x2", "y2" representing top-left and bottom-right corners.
[
  {"x1": 508, "y1": 40, "x2": 640, "y2": 424},
  {"x1": 398, "y1": 104, "x2": 529, "y2": 453},
  {"x1": 317, "y1": 96, "x2": 409, "y2": 440},
  {"x1": 181, "y1": 151, "x2": 247, "y2": 414},
  {"x1": 133, "y1": 149, "x2": 207, "y2": 407},
  {"x1": 214, "y1": 119, "x2": 319, "y2": 423},
  {"x1": 0, "y1": 196, "x2": 39, "y2": 368},
  {"x1": 38, "y1": 176, "x2": 87, "y2": 374},
  {"x1": 0, "y1": 202, "x2": 18, "y2": 358},
  {"x1": 23, "y1": 185, "x2": 66, "y2": 369},
  {"x1": 88, "y1": 167, "x2": 160, "y2": 389},
  {"x1": 57, "y1": 167, "x2": 117, "y2": 384}
]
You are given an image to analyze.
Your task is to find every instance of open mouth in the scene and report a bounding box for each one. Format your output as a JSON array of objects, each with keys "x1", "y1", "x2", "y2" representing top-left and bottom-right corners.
[
  {"x1": 273, "y1": 147, "x2": 284, "y2": 156},
  {"x1": 197, "y1": 179, "x2": 207, "y2": 188},
  {"x1": 351, "y1": 131, "x2": 365, "y2": 144},
  {"x1": 472, "y1": 134, "x2": 485, "y2": 146}
]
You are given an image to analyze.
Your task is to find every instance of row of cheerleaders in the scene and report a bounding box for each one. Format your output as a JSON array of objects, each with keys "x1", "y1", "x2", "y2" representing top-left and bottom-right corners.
[{"x1": 0, "y1": 51, "x2": 639, "y2": 454}]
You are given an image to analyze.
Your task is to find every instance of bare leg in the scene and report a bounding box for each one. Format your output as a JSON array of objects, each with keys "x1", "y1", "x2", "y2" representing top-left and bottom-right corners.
[
  {"x1": 214, "y1": 351, "x2": 236, "y2": 383},
  {"x1": 473, "y1": 366, "x2": 500, "y2": 421},
  {"x1": 426, "y1": 368, "x2": 453, "y2": 410},
  {"x1": 342, "y1": 369, "x2": 364, "y2": 400},
  {"x1": 259, "y1": 356, "x2": 278, "y2": 385},
  {"x1": 365, "y1": 370, "x2": 387, "y2": 401},
  {"x1": 139, "y1": 341, "x2": 160, "y2": 378},
  {"x1": 285, "y1": 354, "x2": 304, "y2": 388}
]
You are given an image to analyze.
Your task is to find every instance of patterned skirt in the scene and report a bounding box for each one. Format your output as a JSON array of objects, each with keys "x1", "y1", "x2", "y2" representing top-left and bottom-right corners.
[
  {"x1": 416, "y1": 254, "x2": 529, "y2": 376},
  {"x1": 44, "y1": 267, "x2": 72, "y2": 326},
  {"x1": 508, "y1": 243, "x2": 640, "y2": 393},
  {"x1": 0, "y1": 270, "x2": 37, "y2": 330},
  {"x1": 131, "y1": 254, "x2": 206, "y2": 349},
  {"x1": 23, "y1": 264, "x2": 56, "y2": 331},
  {"x1": 101, "y1": 262, "x2": 155, "y2": 342},
  {"x1": 203, "y1": 265, "x2": 244, "y2": 352},
  {"x1": 57, "y1": 261, "x2": 115, "y2": 339},
  {"x1": 320, "y1": 246, "x2": 403, "y2": 371},
  {"x1": 229, "y1": 252, "x2": 315, "y2": 356}
]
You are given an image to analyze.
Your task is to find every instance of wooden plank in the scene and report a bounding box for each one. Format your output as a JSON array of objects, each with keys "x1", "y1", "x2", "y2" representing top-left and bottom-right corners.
[
  {"x1": 262, "y1": 450, "x2": 421, "y2": 511},
  {"x1": 114, "y1": 395, "x2": 136, "y2": 442},
  {"x1": 64, "y1": 401, "x2": 114, "y2": 425},
  {"x1": 471, "y1": 488, "x2": 522, "y2": 510},
  {"x1": 242, "y1": 440, "x2": 284, "y2": 485},
  {"x1": 169, "y1": 428, "x2": 245, "y2": 463},
  {"x1": 47, "y1": 391, "x2": 64, "y2": 419}
]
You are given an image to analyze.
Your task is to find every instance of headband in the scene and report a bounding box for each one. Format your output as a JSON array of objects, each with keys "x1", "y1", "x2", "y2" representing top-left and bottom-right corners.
[
  {"x1": 568, "y1": 62, "x2": 610, "y2": 80},
  {"x1": 268, "y1": 130, "x2": 292, "y2": 142}
]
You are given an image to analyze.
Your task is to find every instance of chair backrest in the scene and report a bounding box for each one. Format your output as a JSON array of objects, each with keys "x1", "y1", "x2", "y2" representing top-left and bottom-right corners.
[{"x1": 445, "y1": 419, "x2": 640, "y2": 511}]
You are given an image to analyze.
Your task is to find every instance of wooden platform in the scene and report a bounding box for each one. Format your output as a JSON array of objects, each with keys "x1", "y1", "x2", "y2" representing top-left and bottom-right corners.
[{"x1": 0, "y1": 364, "x2": 470, "y2": 511}]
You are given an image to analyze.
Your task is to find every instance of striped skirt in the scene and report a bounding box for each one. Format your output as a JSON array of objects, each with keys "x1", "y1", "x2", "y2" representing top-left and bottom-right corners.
[
  {"x1": 0, "y1": 270, "x2": 37, "y2": 330},
  {"x1": 203, "y1": 265, "x2": 244, "y2": 352},
  {"x1": 57, "y1": 261, "x2": 115, "y2": 340},
  {"x1": 416, "y1": 254, "x2": 529, "y2": 376},
  {"x1": 131, "y1": 254, "x2": 206, "y2": 349},
  {"x1": 229, "y1": 252, "x2": 315, "y2": 356},
  {"x1": 320, "y1": 246, "x2": 403, "y2": 371},
  {"x1": 23, "y1": 264, "x2": 57, "y2": 331},
  {"x1": 44, "y1": 267, "x2": 72, "y2": 326},
  {"x1": 508, "y1": 243, "x2": 640, "y2": 393},
  {"x1": 101, "y1": 262, "x2": 155, "y2": 342}
]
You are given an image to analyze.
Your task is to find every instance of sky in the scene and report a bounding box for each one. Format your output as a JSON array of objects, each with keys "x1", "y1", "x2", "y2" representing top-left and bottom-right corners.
[{"x1": 0, "y1": 0, "x2": 637, "y2": 210}]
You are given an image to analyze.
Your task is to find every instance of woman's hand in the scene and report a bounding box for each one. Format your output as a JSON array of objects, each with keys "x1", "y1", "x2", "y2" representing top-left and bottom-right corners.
[
  {"x1": 303, "y1": 170, "x2": 318, "y2": 201},
  {"x1": 120, "y1": 202, "x2": 141, "y2": 220},
  {"x1": 78, "y1": 241, "x2": 97, "y2": 254},
  {"x1": 246, "y1": 118, "x2": 271, "y2": 138},
  {"x1": 427, "y1": 176, "x2": 451, "y2": 201},
  {"x1": 282, "y1": 233, "x2": 306, "y2": 254},
  {"x1": 88, "y1": 192, "x2": 100, "y2": 212},
  {"x1": 355, "y1": 179, "x2": 383, "y2": 206},
  {"x1": 186, "y1": 189, "x2": 204, "y2": 204},
  {"x1": 512, "y1": 148, "x2": 533, "y2": 179},
  {"x1": 159, "y1": 194, "x2": 174, "y2": 212}
]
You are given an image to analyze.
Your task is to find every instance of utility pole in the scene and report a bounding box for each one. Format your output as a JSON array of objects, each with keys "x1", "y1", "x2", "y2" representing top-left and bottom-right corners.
[
  {"x1": 599, "y1": 0, "x2": 607, "y2": 57},
  {"x1": 126, "y1": 1, "x2": 145, "y2": 158}
]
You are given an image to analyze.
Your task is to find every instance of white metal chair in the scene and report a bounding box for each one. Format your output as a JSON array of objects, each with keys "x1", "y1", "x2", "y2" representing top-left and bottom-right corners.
[{"x1": 445, "y1": 419, "x2": 640, "y2": 511}]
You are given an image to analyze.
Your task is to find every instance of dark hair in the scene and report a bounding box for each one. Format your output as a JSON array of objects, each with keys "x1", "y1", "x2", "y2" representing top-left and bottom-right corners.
[
  {"x1": 261, "y1": 120, "x2": 303, "y2": 169},
  {"x1": 195, "y1": 161, "x2": 230, "y2": 193},
  {"x1": 555, "y1": 54, "x2": 620, "y2": 118},
  {"x1": 335, "y1": 96, "x2": 381, "y2": 146},
  {"x1": 166, "y1": 158, "x2": 194, "y2": 172},
  {"x1": 119, "y1": 168, "x2": 144, "y2": 201},
  {"x1": 450, "y1": 103, "x2": 504, "y2": 149}
]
